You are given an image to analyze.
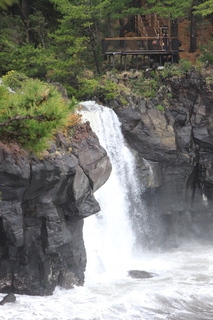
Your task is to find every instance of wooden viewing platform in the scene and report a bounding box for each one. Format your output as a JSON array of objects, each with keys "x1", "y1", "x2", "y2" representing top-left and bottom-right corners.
[{"x1": 102, "y1": 37, "x2": 180, "y2": 70}]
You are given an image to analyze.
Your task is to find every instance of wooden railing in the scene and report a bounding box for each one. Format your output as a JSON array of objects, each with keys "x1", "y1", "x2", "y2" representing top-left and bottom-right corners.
[
  {"x1": 135, "y1": 13, "x2": 170, "y2": 38},
  {"x1": 102, "y1": 37, "x2": 179, "y2": 54},
  {"x1": 136, "y1": 15, "x2": 147, "y2": 37}
]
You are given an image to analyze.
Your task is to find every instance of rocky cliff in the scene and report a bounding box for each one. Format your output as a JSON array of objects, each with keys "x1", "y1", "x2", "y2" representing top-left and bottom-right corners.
[
  {"x1": 0, "y1": 122, "x2": 112, "y2": 295},
  {"x1": 111, "y1": 68, "x2": 213, "y2": 247}
]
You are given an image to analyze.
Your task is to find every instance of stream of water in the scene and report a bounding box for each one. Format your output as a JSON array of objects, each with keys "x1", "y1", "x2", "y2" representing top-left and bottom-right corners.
[{"x1": 1, "y1": 101, "x2": 213, "y2": 320}]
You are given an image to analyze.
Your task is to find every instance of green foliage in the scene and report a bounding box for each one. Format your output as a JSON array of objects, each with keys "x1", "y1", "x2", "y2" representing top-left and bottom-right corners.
[
  {"x1": 157, "y1": 59, "x2": 192, "y2": 81},
  {"x1": 76, "y1": 78, "x2": 99, "y2": 100},
  {"x1": 179, "y1": 59, "x2": 192, "y2": 72},
  {"x1": 0, "y1": 0, "x2": 17, "y2": 9},
  {"x1": 46, "y1": 0, "x2": 95, "y2": 90},
  {"x1": 120, "y1": 96, "x2": 128, "y2": 106},
  {"x1": 0, "y1": 0, "x2": 207, "y2": 99},
  {"x1": 0, "y1": 75, "x2": 77, "y2": 154},
  {"x1": 199, "y1": 41, "x2": 213, "y2": 65},
  {"x1": 129, "y1": 59, "x2": 193, "y2": 99},
  {"x1": 167, "y1": 92, "x2": 173, "y2": 98},
  {"x1": 98, "y1": 79, "x2": 119, "y2": 100},
  {"x1": 0, "y1": 19, "x2": 52, "y2": 79},
  {"x1": 2, "y1": 70, "x2": 29, "y2": 90},
  {"x1": 160, "y1": 63, "x2": 184, "y2": 79},
  {"x1": 157, "y1": 104, "x2": 165, "y2": 112},
  {"x1": 71, "y1": 73, "x2": 125, "y2": 102},
  {"x1": 130, "y1": 72, "x2": 158, "y2": 98},
  {"x1": 146, "y1": 0, "x2": 193, "y2": 19},
  {"x1": 0, "y1": 0, "x2": 161, "y2": 96},
  {"x1": 194, "y1": 0, "x2": 213, "y2": 17},
  {"x1": 11, "y1": 41, "x2": 50, "y2": 81},
  {"x1": 195, "y1": 60, "x2": 204, "y2": 72}
]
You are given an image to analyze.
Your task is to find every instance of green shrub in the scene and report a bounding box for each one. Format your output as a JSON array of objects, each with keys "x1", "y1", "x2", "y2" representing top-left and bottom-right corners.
[
  {"x1": 161, "y1": 63, "x2": 182, "y2": 78},
  {"x1": 199, "y1": 41, "x2": 213, "y2": 65},
  {"x1": 98, "y1": 79, "x2": 118, "y2": 100},
  {"x1": 195, "y1": 60, "x2": 204, "y2": 72},
  {"x1": 86, "y1": 77, "x2": 120, "y2": 102},
  {"x1": 0, "y1": 76, "x2": 77, "y2": 155},
  {"x1": 130, "y1": 73, "x2": 158, "y2": 98},
  {"x1": 157, "y1": 104, "x2": 164, "y2": 112},
  {"x1": 120, "y1": 96, "x2": 128, "y2": 106},
  {"x1": 76, "y1": 78, "x2": 99, "y2": 99},
  {"x1": 179, "y1": 59, "x2": 192, "y2": 72},
  {"x1": 2, "y1": 70, "x2": 29, "y2": 91}
]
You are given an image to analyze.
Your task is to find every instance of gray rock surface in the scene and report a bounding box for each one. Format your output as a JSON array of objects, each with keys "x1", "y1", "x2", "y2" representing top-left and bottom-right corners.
[
  {"x1": 0, "y1": 122, "x2": 112, "y2": 295},
  {"x1": 128, "y1": 270, "x2": 156, "y2": 279},
  {"x1": 0, "y1": 293, "x2": 16, "y2": 305},
  {"x1": 113, "y1": 69, "x2": 213, "y2": 247}
]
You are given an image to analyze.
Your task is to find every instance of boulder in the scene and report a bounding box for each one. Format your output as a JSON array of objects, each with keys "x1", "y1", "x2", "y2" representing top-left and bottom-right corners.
[
  {"x1": 0, "y1": 293, "x2": 16, "y2": 305},
  {"x1": 128, "y1": 270, "x2": 156, "y2": 279}
]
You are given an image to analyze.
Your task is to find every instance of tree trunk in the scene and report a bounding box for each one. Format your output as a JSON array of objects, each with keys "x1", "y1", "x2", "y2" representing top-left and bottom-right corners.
[
  {"x1": 88, "y1": 26, "x2": 101, "y2": 75},
  {"x1": 106, "y1": 15, "x2": 111, "y2": 37},
  {"x1": 171, "y1": 18, "x2": 180, "y2": 62},
  {"x1": 21, "y1": 0, "x2": 30, "y2": 19},
  {"x1": 17, "y1": 0, "x2": 30, "y2": 43},
  {"x1": 210, "y1": 13, "x2": 213, "y2": 27},
  {"x1": 171, "y1": 18, "x2": 178, "y2": 38},
  {"x1": 189, "y1": 0, "x2": 197, "y2": 52}
]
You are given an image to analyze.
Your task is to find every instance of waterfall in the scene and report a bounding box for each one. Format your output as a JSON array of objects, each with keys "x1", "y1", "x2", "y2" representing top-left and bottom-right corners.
[
  {"x1": 1, "y1": 102, "x2": 212, "y2": 320},
  {"x1": 80, "y1": 101, "x2": 148, "y2": 282}
]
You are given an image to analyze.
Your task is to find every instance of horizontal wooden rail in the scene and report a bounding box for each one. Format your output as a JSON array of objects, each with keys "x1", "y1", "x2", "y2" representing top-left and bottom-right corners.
[
  {"x1": 103, "y1": 37, "x2": 178, "y2": 41},
  {"x1": 102, "y1": 37, "x2": 180, "y2": 56}
]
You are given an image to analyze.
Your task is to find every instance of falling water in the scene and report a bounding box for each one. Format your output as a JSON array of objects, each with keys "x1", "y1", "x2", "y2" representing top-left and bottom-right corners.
[{"x1": 80, "y1": 101, "x2": 147, "y2": 281}]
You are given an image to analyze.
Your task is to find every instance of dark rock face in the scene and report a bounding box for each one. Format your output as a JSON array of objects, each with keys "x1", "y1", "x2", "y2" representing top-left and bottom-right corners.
[
  {"x1": 114, "y1": 70, "x2": 213, "y2": 247},
  {"x1": 0, "y1": 123, "x2": 112, "y2": 295}
]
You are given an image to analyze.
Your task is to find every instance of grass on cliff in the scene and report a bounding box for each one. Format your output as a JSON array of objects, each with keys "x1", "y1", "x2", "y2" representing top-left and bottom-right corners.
[
  {"x1": 0, "y1": 71, "x2": 79, "y2": 155},
  {"x1": 128, "y1": 59, "x2": 194, "y2": 99},
  {"x1": 73, "y1": 59, "x2": 196, "y2": 103}
]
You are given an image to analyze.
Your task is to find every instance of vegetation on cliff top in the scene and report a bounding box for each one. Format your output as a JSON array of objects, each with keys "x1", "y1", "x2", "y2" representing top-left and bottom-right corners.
[
  {"x1": 0, "y1": 71, "x2": 79, "y2": 154},
  {"x1": 0, "y1": 59, "x2": 212, "y2": 156},
  {"x1": 1, "y1": 0, "x2": 213, "y2": 153}
]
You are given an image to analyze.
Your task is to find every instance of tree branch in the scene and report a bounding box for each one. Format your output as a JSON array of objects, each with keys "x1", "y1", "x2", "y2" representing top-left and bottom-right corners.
[{"x1": 0, "y1": 114, "x2": 56, "y2": 127}]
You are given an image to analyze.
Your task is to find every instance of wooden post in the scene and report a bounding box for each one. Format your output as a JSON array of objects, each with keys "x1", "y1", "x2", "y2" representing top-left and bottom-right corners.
[
  {"x1": 120, "y1": 55, "x2": 123, "y2": 70},
  {"x1": 108, "y1": 55, "x2": 111, "y2": 70},
  {"x1": 124, "y1": 55, "x2": 127, "y2": 70}
]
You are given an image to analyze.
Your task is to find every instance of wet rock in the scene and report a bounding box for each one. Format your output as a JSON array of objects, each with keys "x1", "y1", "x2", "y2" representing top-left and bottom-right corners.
[
  {"x1": 128, "y1": 270, "x2": 156, "y2": 279},
  {"x1": 112, "y1": 70, "x2": 213, "y2": 247},
  {"x1": 0, "y1": 293, "x2": 16, "y2": 305},
  {"x1": 0, "y1": 124, "x2": 112, "y2": 296}
]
